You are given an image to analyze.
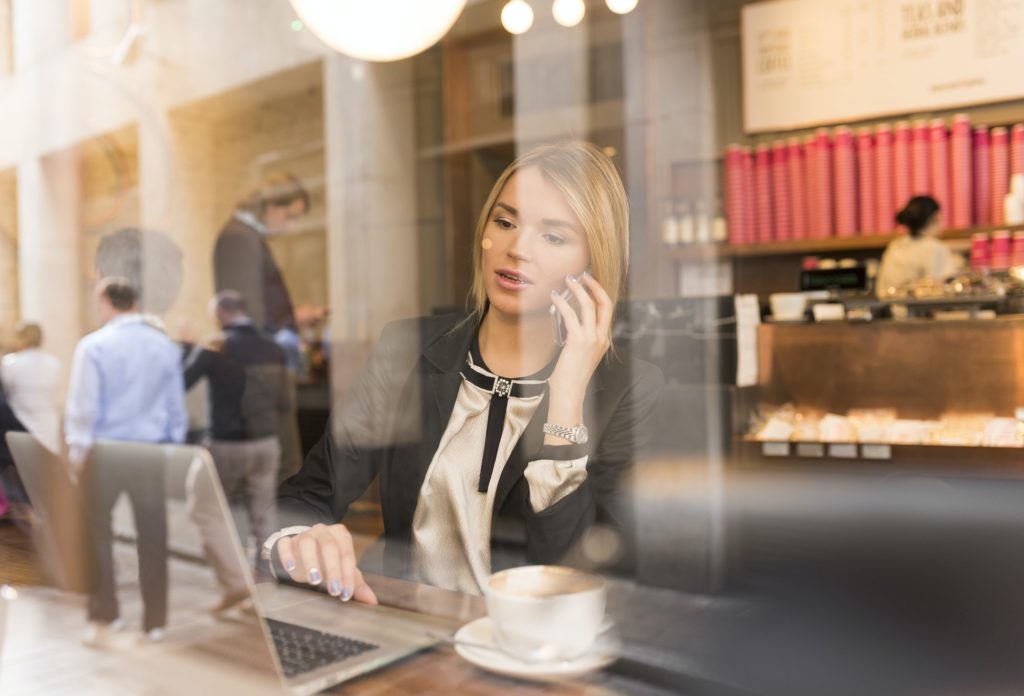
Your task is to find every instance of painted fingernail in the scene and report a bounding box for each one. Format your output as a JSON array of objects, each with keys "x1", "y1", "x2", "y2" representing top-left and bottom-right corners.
[
  {"x1": 582, "y1": 271, "x2": 592, "y2": 280},
  {"x1": 566, "y1": 274, "x2": 578, "y2": 283},
  {"x1": 284, "y1": 559, "x2": 296, "y2": 572},
  {"x1": 341, "y1": 587, "x2": 353, "y2": 602},
  {"x1": 550, "y1": 290, "x2": 558, "y2": 297},
  {"x1": 308, "y1": 567, "x2": 321, "y2": 585},
  {"x1": 328, "y1": 580, "x2": 341, "y2": 596}
]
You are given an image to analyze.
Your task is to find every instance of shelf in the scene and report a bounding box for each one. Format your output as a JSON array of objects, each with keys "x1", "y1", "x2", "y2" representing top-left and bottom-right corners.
[
  {"x1": 736, "y1": 439, "x2": 1024, "y2": 477},
  {"x1": 742, "y1": 436, "x2": 1022, "y2": 450},
  {"x1": 665, "y1": 224, "x2": 1024, "y2": 261}
]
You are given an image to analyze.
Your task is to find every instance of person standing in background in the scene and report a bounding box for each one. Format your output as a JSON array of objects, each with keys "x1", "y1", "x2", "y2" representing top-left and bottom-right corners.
[
  {"x1": 0, "y1": 322, "x2": 63, "y2": 519},
  {"x1": 1, "y1": 322, "x2": 62, "y2": 457},
  {"x1": 876, "y1": 195, "x2": 963, "y2": 297},
  {"x1": 213, "y1": 173, "x2": 317, "y2": 482},
  {"x1": 213, "y1": 173, "x2": 326, "y2": 349},
  {"x1": 65, "y1": 278, "x2": 187, "y2": 645},
  {"x1": 178, "y1": 318, "x2": 214, "y2": 446},
  {"x1": 0, "y1": 381, "x2": 24, "y2": 521},
  {"x1": 183, "y1": 291, "x2": 293, "y2": 614}
]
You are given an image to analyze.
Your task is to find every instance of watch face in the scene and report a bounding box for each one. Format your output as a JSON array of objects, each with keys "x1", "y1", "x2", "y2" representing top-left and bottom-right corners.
[{"x1": 576, "y1": 425, "x2": 589, "y2": 444}]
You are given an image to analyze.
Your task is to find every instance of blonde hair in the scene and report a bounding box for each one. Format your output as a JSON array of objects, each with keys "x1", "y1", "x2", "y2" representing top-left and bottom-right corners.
[
  {"x1": 238, "y1": 172, "x2": 310, "y2": 217},
  {"x1": 468, "y1": 142, "x2": 629, "y2": 326},
  {"x1": 14, "y1": 321, "x2": 42, "y2": 348}
]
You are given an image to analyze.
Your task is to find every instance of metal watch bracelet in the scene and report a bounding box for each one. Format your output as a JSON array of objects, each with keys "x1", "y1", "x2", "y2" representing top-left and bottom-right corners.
[
  {"x1": 260, "y1": 525, "x2": 312, "y2": 562},
  {"x1": 542, "y1": 422, "x2": 588, "y2": 444}
]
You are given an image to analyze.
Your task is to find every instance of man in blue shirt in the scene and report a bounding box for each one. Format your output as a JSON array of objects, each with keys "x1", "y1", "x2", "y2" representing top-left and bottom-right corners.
[{"x1": 65, "y1": 278, "x2": 187, "y2": 645}]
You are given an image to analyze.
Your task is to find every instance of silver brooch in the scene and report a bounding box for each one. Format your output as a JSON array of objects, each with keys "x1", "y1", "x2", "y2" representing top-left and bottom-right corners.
[{"x1": 493, "y1": 378, "x2": 513, "y2": 398}]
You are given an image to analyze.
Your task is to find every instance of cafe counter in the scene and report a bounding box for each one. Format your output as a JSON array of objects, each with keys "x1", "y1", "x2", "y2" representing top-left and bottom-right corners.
[{"x1": 739, "y1": 316, "x2": 1024, "y2": 475}]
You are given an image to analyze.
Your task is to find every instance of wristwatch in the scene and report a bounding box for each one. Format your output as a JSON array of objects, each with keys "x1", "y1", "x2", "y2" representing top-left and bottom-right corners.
[
  {"x1": 260, "y1": 525, "x2": 311, "y2": 562},
  {"x1": 543, "y1": 422, "x2": 590, "y2": 444}
]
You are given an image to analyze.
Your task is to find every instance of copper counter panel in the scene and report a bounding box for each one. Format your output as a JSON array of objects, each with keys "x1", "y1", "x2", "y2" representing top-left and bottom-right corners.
[{"x1": 757, "y1": 319, "x2": 1024, "y2": 420}]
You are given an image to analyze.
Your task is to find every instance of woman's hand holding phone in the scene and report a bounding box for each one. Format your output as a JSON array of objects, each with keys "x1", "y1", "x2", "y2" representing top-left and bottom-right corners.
[{"x1": 547, "y1": 272, "x2": 613, "y2": 429}]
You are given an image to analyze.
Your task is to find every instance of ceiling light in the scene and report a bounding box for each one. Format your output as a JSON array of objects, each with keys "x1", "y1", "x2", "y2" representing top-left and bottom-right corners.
[
  {"x1": 501, "y1": 0, "x2": 534, "y2": 35},
  {"x1": 552, "y1": 0, "x2": 585, "y2": 27},
  {"x1": 288, "y1": 0, "x2": 466, "y2": 62},
  {"x1": 606, "y1": 0, "x2": 639, "y2": 14}
]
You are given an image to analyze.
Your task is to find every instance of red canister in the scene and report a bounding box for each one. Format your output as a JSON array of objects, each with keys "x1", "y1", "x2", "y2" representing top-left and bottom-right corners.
[
  {"x1": 991, "y1": 229, "x2": 1012, "y2": 270},
  {"x1": 970, "y1": 233, "x2": 990, "y2": 270},
  {"x1": 1012, "y1": 232, "x2": 1024, "y2": 267}
]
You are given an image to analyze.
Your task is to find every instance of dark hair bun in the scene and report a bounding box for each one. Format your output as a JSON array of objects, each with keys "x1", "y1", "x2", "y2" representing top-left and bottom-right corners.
[{"x1": 895, "y1": 196, "x2": 940, "y2": 236}]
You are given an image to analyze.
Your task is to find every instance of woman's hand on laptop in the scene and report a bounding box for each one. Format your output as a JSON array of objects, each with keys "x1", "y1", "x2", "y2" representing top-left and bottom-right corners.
[{"x1": 276, "y1": 524, "x2": 378, "y2": 605}]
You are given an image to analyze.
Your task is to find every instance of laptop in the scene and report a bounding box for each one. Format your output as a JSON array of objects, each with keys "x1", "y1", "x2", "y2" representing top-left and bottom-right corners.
[{"x1": 6, "y1": 432, "x2": 454, "y2": 695}]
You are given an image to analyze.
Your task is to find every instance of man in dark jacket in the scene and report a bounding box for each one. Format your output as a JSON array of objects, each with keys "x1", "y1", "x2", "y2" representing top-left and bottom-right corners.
[
  {"x1": 213, "y1": 173, "x2": 318, "y2": 482},
  {"x1": 184, "y1": 290, "x2": 294, "y2": 612},
  {"x1": 212, "y1": 172, "x2": 311, "y2": 337}
]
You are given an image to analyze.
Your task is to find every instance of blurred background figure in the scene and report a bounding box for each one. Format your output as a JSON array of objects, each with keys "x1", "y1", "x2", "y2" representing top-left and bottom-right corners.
[
  {"x1": 0, "y1": 365, "x2": 28, "y2": 521},
  {"x1": 177, "y1": 318, "x2": 212, "y2": 446},
  {"x1": 184, "y1": 290, "x2": 292, "y2": 614},
  {"x1": 65, "y1": 278, "x2": 187, "y2": 646},
  {"x1": 876, "y1": 195, "x2": 963, "y2": 297},
  {"x1": 214, "y1": 174, "x2": 315, "y2": 482},
  {"x1": 1, "y1": 322, "x2": 62, "y2": 457},
  {"x1": 0, "y1": 322, "x2": 62, "y2": 522},
  {"x1": 214, "y1": 173, "x2": 326, "y2": 362}
]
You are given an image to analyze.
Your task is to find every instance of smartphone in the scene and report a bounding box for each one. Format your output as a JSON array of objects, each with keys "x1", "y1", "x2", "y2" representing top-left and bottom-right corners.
[{"x1": 550, "y1": 273, "x2": 585, "y2": 346}]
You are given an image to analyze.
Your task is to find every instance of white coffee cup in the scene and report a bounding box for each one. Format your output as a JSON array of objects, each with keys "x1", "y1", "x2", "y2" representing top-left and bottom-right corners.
[{"x1": 485, "y1": 565, "x2": 606, "y2": 662}]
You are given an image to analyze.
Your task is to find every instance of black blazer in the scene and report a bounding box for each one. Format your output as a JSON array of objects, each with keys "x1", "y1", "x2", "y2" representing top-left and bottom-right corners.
[
  {"x1": 277, "y1": 312, "x2": 663, "y2": 578},
  {"x1": 213, "y1": 216, "x2": 296, "y2": 333},
  {"x1": 183, "y1": 325, "x2": 293, "y2": 441}
]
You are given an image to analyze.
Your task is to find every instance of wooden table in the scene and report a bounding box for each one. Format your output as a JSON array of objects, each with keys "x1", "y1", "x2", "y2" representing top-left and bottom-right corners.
[
  {"x1": 330, "y1": 573, "x2": 622, "y2": 695},
  {"x1": 0, "y1": 570, "x2": 687, "y2": 695}
]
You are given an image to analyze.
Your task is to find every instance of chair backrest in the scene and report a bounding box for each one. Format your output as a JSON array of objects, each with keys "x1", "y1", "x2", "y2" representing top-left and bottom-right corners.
[
  {"x1": 4, "y1": 433, "x2": 215, "y2": 589},
  {"x1": 89, "y1": 439, "x2": 202, "y2": 501},
  {"x1": 4, "y1": 433, "x2": 91, "y2": 591}
]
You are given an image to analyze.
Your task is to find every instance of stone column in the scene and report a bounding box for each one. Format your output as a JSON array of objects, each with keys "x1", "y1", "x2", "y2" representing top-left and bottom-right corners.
[
  {"x1": 17, "y1": 149, "x2": 84, "y2": 396},
  {"x1": 323, "y1": 55, "x2": 420, "y2": 390},
  {"x1": 139, "y1": 111, "x2": 219, "y2": 339},
  {"x1": 12, "y1": 0, "x2": 72, "y2": 70}
]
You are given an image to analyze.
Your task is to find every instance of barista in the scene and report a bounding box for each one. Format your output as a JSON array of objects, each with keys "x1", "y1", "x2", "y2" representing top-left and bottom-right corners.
[{"x1": 876, "y1": 195, "x2": 962, "y2": 297}]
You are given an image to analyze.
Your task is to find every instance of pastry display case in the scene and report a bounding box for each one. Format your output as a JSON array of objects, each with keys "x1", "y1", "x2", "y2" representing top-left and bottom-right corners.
[{"x1": 738, "y1": 317, "x2": 1024, "y2": 476}]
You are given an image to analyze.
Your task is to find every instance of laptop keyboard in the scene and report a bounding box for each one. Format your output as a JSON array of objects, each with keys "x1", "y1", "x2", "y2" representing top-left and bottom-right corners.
[{"x1": 265, "y1": 618, "x2": 380, "y2": 678}]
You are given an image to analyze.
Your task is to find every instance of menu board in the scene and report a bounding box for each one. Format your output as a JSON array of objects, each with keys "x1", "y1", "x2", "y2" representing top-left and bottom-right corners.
[{"x1": 742, "y1": 0, "x2": 1024, "y2": 132}]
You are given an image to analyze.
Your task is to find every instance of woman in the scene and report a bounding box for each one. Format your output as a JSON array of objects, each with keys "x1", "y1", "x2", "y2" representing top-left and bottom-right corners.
[
  {"x1": 876, "y1": 195, "x2": 963, "y2": 297},
  {"x1": 264, "y1": 142, "x2": 662, "y2": 602},
  {"x1": 0, "y1": 322, "x2": 62, "y2": 518},
  {"x1": 1, "y1": 322, "x2": 62, "y2": 456}
]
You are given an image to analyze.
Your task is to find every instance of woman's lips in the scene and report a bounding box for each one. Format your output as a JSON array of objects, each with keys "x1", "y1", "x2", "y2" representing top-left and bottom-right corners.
[{"x1": 494, "y1": 269, "x2": 533, "y2": 291}]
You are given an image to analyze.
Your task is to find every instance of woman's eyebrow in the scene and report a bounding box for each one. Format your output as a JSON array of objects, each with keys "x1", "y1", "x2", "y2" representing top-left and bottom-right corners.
[
  {"x1": 495, "y1": 201, "x2": 577, "y2": 233},
  {"x1": 541, "y1": 218, "x2": 576, "y2": 231}
]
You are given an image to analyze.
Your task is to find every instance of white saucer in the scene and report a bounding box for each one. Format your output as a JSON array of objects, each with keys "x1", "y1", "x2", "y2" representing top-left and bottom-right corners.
[{"x1": 453, "y1": 616, "x2": 619, "y2": 682}]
